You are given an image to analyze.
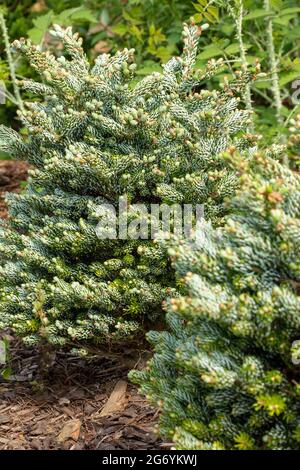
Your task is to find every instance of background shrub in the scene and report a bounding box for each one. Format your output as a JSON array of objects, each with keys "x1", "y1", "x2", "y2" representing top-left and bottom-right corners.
[
  {"x1": 1, "y1": 0, "x2": 300, "y2": 148},
  {"x1": 131, "y1": 150, "x2": 300, "y2": 450}
]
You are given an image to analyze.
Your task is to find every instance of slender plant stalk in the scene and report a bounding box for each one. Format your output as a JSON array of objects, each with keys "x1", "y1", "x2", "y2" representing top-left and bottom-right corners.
[
  {"x1": 0, "y1": 12, "x2": 24, "y2": 112},
  {"x1": 264, "y1": 0, "x2": 283, "y2": 126},
  {"x1": 227, "y1": 0, "x2": 254, "y2": 133},
  {"x1": 234, "y1": 1, "x2": 253, "y2": 115}
]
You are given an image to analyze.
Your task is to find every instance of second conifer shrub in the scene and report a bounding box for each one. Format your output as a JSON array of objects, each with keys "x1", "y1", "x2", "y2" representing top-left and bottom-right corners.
[{"x1": 131, "y1": 152, "x2": 300, "y2": 450}]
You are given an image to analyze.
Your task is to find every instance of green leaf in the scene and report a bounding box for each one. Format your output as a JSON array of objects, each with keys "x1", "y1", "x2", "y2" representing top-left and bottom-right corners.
[
  {"x1": 243, "y1": 9, "x2": 274, "y2": 21},
  {"x1": 253, "y1": 80, "x2": 271, "y2": 90},
  {"x1": 55, "y1": 7, "x2": 97, "y2": 26},
  {"x1": 193, "y1": 3, "x2": 204, "y2": 14},
  {"x1": 33, "y1": 11, "x2": 54, "y2": 30},
  {"x1": 221, "y1": 24, "x2": 235, "y2": 36},
  {"x1": 54, "y1": 8, "x2": 78, "y2": 24},
  {"x1": 273, "y1": 15, "x2": 296, "y2": 26},
  {"x1": 151, "y1": 45, "x2": 175, "y2": 62},
  {"x1": 270, "y1": 0, "x2": 283, "y2": 10},
  {"x1": 207, "y1": 6, "x2": 219, "y2": 22},
  {"x1": 27, "y1": 28, "x2": 44, "y2": 44},
  {"x1": 136, "y1": 62, "x2": 162, "y2": 76},
  {"x1": 197, "y1": 0, "x2": 208, "y2": 6},
  {"x1": 27, "y1": 10, "x2": 53, "y2": 44},
  {"x1": 111, "y1": 23, "x2": 128, "y2": 36},
  {"x1": 203, "y1": 11, "x2": 215, "y2": 22},
  {"x1": 197, "y1": 45, "x2": 223, "y2": 60},
  {"x1": 129, "y1": 24, "x2": 143, "y2": 42},
  {"x1": 284, "y1": 25, "x2": 300, "y2": 40},
  {"x1": 70, "y1": 8, "x2": 97, "y2": 24},
  {"x1": 278, "y1": 7, "x2": 300, "y2": 17},
  {"x1": 224, "y1": 42, "x2": 252, "y2": 55},
  {"x1": 279, "y1": 71, "x2": 300, "y2": 87},
  {"x1": 149, "y1": 23, "x2": 156, "y2": 36},
  {"x1": 122, "y1": 10, "x2": 143, "y2": 25},
  {"x1": 100, "y1": 8, "x2": 110, "y2": 26},
  {"x1": 193, "y1": 13, "x2": 203, "y2": 23},
  {"x1": 1, "y1": 367, "x2": 12, "y2": 380}
]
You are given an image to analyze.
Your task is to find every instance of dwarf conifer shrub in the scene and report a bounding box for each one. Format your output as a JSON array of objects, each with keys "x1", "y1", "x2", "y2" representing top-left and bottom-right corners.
[
  {"x1": 131, "y1": 152, "x2": 300, "y2": 450},
  {"x1": 0, "y1": 23, "x2": 255, "y2": 350}
]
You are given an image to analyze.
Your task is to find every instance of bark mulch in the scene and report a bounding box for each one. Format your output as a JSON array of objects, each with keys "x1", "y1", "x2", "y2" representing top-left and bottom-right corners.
[
  {"x1": 0, "y1": 160, "x2": 29, "y2": 218},
  {"x1": 0, "y1": 334, "x2": 164, "y2": 450}
]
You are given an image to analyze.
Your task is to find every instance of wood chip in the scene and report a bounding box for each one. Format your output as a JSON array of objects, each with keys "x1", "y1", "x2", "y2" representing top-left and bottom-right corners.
[
  {"x1": 0, "y1": 414, "x2": 10, "y2": 424},
  {"x1": 58, "y1": 397, "x2": 70, "y2": 406},
  {"x1": 99, "y1": 380, "x2": 127, "y2": 417},
  {"x1": 0, "y1": 437, "x2": 9, "y2": 444},
  {"x1": 57, "y1": 419, "x2": 81, "y2": 443}
]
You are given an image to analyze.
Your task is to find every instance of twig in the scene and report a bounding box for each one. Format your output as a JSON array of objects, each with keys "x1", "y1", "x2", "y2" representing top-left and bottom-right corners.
[
  {"x1": 264, "y1": 0, "x2": 283, "y2": 126},
  {"x1": 0, "y1": 12, "x2": 24, "y2": 113},
  {"x1": 234, "y1": 1, "x2": 253, "y2": 116}
]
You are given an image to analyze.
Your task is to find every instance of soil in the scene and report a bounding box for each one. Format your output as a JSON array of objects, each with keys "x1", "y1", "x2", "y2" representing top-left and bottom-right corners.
[{"x1": 0, "y1": 160, "x2": 164, "y2": 451}]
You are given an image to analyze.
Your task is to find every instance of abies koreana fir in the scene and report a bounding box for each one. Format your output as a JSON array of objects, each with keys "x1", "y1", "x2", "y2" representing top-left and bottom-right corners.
[
  {"x1": 0, "y1": 23, "x2": 255, "y2": 351},
  {"x1": 131, "y1": 152, "x2": 300, "y2": 450}
]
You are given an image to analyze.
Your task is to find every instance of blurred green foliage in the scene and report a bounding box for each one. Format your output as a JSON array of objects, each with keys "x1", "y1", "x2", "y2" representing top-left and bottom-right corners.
[{"x1": 0, "y1": 0, "x2": 300, "y2": 149}]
